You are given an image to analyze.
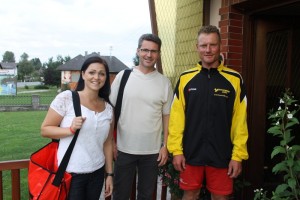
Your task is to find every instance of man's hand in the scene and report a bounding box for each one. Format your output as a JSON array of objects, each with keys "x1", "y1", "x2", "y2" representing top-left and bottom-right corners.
[
  {"x1": 172, "y1": 154, "x2": 186, "y2": 172},
  {"x1": 228, "y1": 160, "x2": 242, "y2": 178},
  {"x1": 157, "y1": 146, "x2": 168, "y2": 166}
]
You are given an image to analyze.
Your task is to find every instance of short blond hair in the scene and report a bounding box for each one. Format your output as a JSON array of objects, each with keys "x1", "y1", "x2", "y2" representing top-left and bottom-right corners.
[{"x1": 197, "y1": 25, "x2": 221, "y2": 42}]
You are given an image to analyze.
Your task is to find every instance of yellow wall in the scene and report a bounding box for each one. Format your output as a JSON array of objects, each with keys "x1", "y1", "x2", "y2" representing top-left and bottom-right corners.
[{"x1": 154, "y1": 0, "x2": 203, "y2": 87}]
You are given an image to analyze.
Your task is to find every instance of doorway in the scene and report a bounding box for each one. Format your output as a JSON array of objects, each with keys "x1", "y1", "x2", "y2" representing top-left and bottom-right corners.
[{"x1": 251, "y1": 15, "x2": 300, "y2": 192}]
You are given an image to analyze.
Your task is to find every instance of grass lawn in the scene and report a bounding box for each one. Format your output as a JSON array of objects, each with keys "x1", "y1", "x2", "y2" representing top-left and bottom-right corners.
[
  {"x1": 0, "y1": 111, "x2": 49, "y2": 161},
  {"x1": 0, "y1": 111, "x2": 50, "y2": 199}
]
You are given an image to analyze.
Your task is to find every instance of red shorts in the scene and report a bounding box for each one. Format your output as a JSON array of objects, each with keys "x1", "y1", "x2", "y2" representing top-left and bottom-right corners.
[{"x1": 179, "y1": 164, "x2": 233, "y2": 195}]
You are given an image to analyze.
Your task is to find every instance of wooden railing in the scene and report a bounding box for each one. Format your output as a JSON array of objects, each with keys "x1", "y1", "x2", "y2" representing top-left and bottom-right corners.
[
  {"x1": 0, "y1": 159, "x2": 29, "y2": 200},
  {"x1": 0, "y1": 159, "x2": 168, "y2": 200}
]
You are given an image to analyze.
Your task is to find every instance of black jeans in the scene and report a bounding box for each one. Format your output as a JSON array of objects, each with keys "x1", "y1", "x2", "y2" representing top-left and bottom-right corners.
[
  {"x1": 113, "y1": 151, "x2": 158, "y2": 200},
  {"x1": 68, "y1": 167, "x2": 104, "y2": 200}
]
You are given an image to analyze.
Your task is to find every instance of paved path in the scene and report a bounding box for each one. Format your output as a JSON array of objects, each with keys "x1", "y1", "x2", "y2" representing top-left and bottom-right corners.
[
  {"x1": 17, "y1": 81, "x2": 42, "y2": 87},
  {"x1": 17, "y1": 90, "x2": 49, "y2": 94}
]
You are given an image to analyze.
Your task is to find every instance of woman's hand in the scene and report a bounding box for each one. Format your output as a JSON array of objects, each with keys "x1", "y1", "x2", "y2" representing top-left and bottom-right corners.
[{"x1": 70, "y1": 116, "x2": 86, "y2": 132}]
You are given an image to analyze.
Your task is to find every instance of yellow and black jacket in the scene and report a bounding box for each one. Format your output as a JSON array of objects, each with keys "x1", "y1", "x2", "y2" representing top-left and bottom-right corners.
[{"x1": 168, "y1": 62, "x2": 249, "y2": 168}]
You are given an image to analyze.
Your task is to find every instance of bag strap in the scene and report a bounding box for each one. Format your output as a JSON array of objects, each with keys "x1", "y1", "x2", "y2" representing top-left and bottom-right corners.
[
  {"x1": 52, "y1": 90, "x2": 81, "y2": 187},
  {"x1": 114, "y1": 69, "x2": 132, "y2": 129}
]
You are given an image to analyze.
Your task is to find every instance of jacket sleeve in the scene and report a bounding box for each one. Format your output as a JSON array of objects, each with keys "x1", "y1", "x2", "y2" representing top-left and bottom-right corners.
[
  {"x1": 167, "y1": 78, "x2": 185, "y2": 156},
  {"x1": 231, "y1": 80, "x2": 249, "y2": 161}
]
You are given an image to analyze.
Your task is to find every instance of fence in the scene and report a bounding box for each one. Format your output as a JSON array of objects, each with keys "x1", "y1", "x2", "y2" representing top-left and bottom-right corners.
[
  {"x1": 0, "y1": 95, "x2": 53, "y2": 111},
  {"x1": 0, "y1": 160, "x2": 29, "y2": 200}
]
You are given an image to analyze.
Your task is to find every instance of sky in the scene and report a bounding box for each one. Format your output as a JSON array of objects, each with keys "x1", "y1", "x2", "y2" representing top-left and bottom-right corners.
[{"x1": 0, "y1": 0, "x2": 152, "y2": 67}]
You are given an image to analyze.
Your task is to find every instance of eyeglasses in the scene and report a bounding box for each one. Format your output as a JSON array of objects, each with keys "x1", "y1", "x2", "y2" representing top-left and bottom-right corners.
[{"x1": 139, "y1": 48, "x2": 160, "y2": 54}]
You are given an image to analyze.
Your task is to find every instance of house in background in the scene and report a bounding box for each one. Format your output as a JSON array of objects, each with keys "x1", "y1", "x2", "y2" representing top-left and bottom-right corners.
[
  {"x1": 0, "y1": 62, "x2": 18, "y2": 76},
  {"x1": 0, "y1": 62, "x2": 18, "y2": 95},
  {"x1": 57, "y1": 52, "x2": 128, "y2": 90}
]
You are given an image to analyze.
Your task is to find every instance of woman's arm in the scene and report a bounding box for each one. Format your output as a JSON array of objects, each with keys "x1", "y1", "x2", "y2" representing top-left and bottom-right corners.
[
  {"x1": 41, "y1": 108, "x2": 71, "y2": 139},
  {"x1": 103, "y1": 116, "x2": 114, "y2": 197},
  {"x1": 41, "y1": 108, "x2": 85, "y2": 139}
]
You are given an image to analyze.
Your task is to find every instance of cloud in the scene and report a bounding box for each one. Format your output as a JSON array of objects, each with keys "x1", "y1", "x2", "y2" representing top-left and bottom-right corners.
[{"x1": 0, "y1": 0, "x2": 151, "y2": 67}]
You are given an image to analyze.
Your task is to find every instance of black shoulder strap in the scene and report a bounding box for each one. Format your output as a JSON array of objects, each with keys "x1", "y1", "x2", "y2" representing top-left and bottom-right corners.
[
  {"x1": 114, "y1": 69, "x2": 132, "y2": 129},
  {"x1": 52, "y1": 91, "x2": 81, "y2": 187}
]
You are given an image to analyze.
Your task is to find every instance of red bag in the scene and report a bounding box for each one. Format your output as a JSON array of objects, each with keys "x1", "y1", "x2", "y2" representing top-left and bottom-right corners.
[
  {"x1": 28, "y1": 91, "x2": 81, "y2": 200},
  {"x1": 113, "y1": 129, "x2": 117, "y2": 142},
  {"x1": 28, "y1": 140, "x2": 72, "y2": 200}
]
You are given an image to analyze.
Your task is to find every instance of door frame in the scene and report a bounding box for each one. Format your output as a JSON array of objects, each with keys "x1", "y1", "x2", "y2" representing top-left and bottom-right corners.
[{"x1": 243, "y1": 12, "x2": 299, "y2": 197}]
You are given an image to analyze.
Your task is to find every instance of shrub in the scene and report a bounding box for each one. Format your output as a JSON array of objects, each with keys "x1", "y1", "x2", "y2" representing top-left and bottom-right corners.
[
  {"x1": 158, "y1": 155, "x2": 183, "y2": 198},
  {"x1": 34, "y1": 85, "x2": 49, "y2": 89},
  {"x1": 61, "y1": 83, "x2": 70, "y2": 91},
  {"x1": 254, "y1": 89, "x2": 300, "y2": 200}
]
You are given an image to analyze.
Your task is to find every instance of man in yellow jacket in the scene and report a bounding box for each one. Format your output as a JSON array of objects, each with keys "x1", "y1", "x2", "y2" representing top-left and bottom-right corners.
[{"x1": 168, "y1": 25, "x2": 249, "y2": 200}]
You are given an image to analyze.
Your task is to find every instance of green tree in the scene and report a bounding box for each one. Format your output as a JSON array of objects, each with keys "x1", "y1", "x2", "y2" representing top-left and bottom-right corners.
[
  {"x1": 133, "y1": 54, "x2": 139, "y2": 66},
  {"x1": 2, "y1": 51, "x2": 15, "y2": 62},
  {"x1": 30, "y1": 58, "x2": 42, "y2": 71},
  {"x1": 30, "y1": 58, "x2": 43, "y2": 81},
  {"x1": 43, "y1": 55, "x2": 70, "y2": 87},
  {"x1": 18, "y1": 53, "x2": 34, "y2": 81}
]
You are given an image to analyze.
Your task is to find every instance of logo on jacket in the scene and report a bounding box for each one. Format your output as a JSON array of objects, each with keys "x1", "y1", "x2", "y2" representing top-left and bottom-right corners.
[
  {"x1": 214, "y1": 88, "x2": 230, "y2": 98},
  {"x1": 188, "y1": 88, "x2": 197, "y2": 92}
]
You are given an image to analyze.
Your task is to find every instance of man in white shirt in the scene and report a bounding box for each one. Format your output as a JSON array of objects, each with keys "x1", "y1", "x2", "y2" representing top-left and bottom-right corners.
[{"x1": 110, "y1": 33, "x2": 173, "y2": 200}]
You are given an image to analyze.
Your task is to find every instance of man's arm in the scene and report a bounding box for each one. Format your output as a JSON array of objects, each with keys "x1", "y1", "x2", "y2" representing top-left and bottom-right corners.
[
  {"x1": 230, "y1": 83, "x2": 249, "y2": 162},
  {"x1": 167, "y1": 79, "x2": 185, "y2": 156},
  {"x1": 157, "y1": 114, "x2": 169, "y2": 166}
]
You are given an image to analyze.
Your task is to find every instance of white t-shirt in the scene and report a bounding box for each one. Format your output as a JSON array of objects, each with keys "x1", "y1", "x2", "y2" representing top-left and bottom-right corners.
[
  {"x1": 50, "y1": 90, "x2": 113, "y2": 173},
  {"x1": 110, "y1": 68, "x2": 173, "y2": 154}
]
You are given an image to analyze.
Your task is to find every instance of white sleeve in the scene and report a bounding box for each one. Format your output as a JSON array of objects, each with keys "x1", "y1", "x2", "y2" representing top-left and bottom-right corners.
[
  {"x1": 50, "y1": 90, "x2": 72, "y2": 117},
  {"x1": 162, "y1": 78, "x2": 174, "y2": 115}
]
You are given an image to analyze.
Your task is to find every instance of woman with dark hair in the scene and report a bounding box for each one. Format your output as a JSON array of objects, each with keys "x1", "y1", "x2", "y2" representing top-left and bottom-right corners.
[{"x1": 41, "y1": 56, "x2": 114, "y2": 200}]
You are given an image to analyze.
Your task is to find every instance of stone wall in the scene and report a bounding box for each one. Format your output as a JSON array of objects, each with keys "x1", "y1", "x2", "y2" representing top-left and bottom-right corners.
[{"x1": 0, "y1": 105, "x2": 49, "y2": 112}]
